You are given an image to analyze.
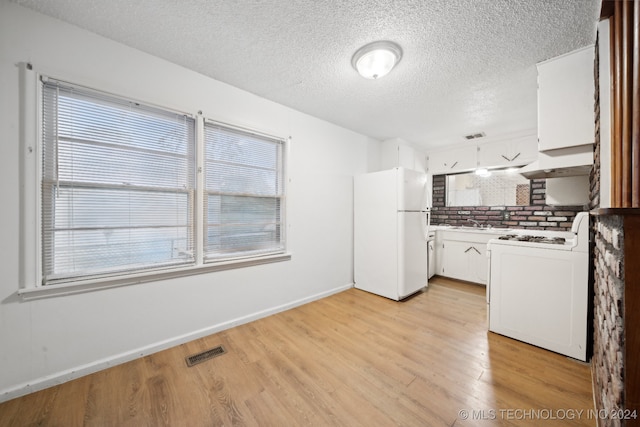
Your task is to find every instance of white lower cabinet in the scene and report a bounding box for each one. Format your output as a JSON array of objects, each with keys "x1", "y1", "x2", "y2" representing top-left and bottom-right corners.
[
  {"x1": 471, "y1": 244, "x2": 488, "y2": 284},
  {"x1": 428, "y1": 238, "x2": 436, "y2": 279},
  {"x1": 434, "y1": 229, "x2": 506, "y2": 285},
  {"x1": 440, "y1": 240, "x2": 487, "y2": 284}
]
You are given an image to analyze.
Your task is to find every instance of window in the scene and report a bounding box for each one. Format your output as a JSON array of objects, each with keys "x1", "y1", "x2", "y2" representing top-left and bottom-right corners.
[
  {"x1": 41, "y1": 78, "x2": 196, "y2": 285},
  {"x1": 35, "y1": 76, "x2": 287, "y2": 289},
  {"x1": 203, "y1": 122, "x2": 286, "y2": 261}
]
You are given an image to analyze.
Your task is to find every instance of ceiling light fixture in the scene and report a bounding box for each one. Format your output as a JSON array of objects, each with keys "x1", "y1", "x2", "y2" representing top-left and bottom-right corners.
[
  {"x1": 475, "y1": 168, "x2": 491, "y2": 177},
  {"x1": 352, "y1": 41, "x2": 402, "y2": 79}
]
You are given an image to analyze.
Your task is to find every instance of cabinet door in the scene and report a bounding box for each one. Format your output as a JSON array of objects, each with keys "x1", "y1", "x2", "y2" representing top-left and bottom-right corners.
[
  {"x1": 428, "y1": 240, "x2": 435, "y2": 279},
  {"x1": 537, "y1": 46, "x2": 595, "y2": 151},
  {"x1": 413, "y1": 149, "x2": 426, "y2": 173},
  {"x1": 380, "y1": 139, "x2": 421, "y2": 171},
  {"x1": 434, "y1": 232, "x2": 443, "y2": 275},
  {"x1": 427, "y1": 146, "x2": 477, "y2": 175},
  {"x1": 398, "y1": 144, "x2": 415, "y2": 169},
  {"x1": 441, "y1": 240, "x2": 487, "y2": 284},
  {"x1": 441, "y1": 240, "x2": 472, "y2": 281},
  {"x1": 470, "y1": 244, "x2": 488, "y2": 285},
  {"x1": 477, "y1": 135, "x2": 538, "y2": 168}
]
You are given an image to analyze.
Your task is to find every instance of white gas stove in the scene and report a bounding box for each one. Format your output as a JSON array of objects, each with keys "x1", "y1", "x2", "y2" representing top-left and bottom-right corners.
[{"x1": 486, "y1": 212, "x2": 590, "y2": 361}]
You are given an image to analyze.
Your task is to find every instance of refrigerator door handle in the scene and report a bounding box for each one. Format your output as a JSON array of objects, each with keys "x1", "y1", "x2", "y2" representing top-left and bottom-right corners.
[
  {"x1": 420, "y1": 211, "x2": 430, "y2": 240},
  {"x1": 421, "y1": 176, "x2": 432, "y2": 210}
]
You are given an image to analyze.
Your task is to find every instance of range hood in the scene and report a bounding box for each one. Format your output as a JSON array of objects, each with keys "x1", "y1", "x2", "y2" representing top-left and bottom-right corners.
[{"x1": 519, "y1": 145, "x2": 594, "y2": 179}]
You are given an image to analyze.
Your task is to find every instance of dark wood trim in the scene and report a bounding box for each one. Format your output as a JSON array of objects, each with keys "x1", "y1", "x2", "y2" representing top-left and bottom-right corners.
[
  {"x1": 622, "y1": 0, "x2": 634, "y2": 207},
  {"x1": 633, "y1": 0, "x2": 640, "y2": 207},
  {"x1": 602, "y1": 0, "x2": 615, "y2": 19},
  {"x1": 595, "y1": 207, "x2": 640, "y2": 215},
  {"x1": 608, "y1": 0, "x2": 640, "y2": 208},
  {"x1": 624, "y1": 215, "x2": 640, "y2": 417},
  {"x1": 613, "y1": 5, "x2": 623, "y2": 206}
]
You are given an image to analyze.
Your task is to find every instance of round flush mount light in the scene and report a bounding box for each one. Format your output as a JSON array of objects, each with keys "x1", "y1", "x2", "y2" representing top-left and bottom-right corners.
[{"x1": 352, "y1": 40, "x2": 403, "y2": 79}]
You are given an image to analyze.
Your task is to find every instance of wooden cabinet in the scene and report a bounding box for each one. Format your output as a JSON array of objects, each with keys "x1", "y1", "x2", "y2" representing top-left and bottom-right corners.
[
  {"x1": 426, "y1": 146, "x2": 477, "y2": 175},
  {"x1": 440, "y1": 240, "x2": 487, "y2": 284},
  {"x1": 477, "y1": 135, "x2": 538, "y2": 168},
  {"x1": 537, "y1": 45, "x2": 595, "y2": 151}
]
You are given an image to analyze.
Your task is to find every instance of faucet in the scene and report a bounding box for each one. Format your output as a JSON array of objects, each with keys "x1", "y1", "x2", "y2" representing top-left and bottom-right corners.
[{"x1": 467, "y1": 219, "x2": 480, "y2": 228}]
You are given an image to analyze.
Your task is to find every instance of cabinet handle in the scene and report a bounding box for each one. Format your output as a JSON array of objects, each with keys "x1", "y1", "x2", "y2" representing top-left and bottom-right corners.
[
  {"x1": 450, "y1": 161, "x2": 458, "y2": 169},
  {"x1": 501, "y1": 152, "x2": 522, "y2": 162},
  {"x1": 471, "y1": 246, "x2": 481, "y2": 255},
  {"x1": 464, "y1": 246, "x2": 473, "y2": 253}
]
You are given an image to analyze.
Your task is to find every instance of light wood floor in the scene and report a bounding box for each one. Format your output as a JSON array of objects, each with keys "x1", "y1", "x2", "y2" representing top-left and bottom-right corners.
[{"x1": 0, "y1": 277, "x2": 595, "y2": 426}]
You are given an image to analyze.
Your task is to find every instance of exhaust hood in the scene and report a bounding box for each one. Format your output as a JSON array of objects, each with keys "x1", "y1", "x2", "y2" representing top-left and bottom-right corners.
[{"x1": 518, "y1": 145, "x2": 593, "y2": 179}]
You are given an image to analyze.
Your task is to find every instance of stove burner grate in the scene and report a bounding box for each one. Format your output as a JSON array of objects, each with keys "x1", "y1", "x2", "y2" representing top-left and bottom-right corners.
[{"x1": 497, "y1": 235, "x2": 566, "y2": 244}]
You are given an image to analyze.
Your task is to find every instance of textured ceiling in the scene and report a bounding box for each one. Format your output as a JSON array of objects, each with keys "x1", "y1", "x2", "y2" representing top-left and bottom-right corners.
[{"x1": 13, "y1": 0, "x2": 601, "y2": 150}]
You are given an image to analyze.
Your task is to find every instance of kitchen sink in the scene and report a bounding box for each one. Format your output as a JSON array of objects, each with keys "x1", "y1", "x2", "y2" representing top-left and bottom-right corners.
[{"x1": 447, "y1": 226, "x2": 493, "y2": 231}]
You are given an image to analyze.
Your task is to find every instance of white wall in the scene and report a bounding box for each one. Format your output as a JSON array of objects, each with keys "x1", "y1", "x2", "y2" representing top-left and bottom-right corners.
[
  {"x1": 0, "y1": 2, "x2": 379, "y2": 401},
  {"x1": 545, "y1": 176, "x2": 590, "y2": 206},
  {"x1": 598, "y1": 19, "x2": 612, "y2": 209}
]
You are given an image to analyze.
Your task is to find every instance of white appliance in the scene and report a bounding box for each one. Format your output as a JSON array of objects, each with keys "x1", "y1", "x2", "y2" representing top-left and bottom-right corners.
[
  {"x1": 354, "y1": 167, "x2": 431, "y2": 301},
  {"x1": 486, "y1": 212, "x2": 589, "y2": 361}
]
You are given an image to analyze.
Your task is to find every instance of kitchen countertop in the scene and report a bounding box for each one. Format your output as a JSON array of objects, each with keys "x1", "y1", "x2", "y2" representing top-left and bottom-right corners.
[
  {"x1": 430, "y1": 225, "x2": 513, "y2": 234},
  {"x1": 430, "y1": 225, "x2": 576, "y2": 239}
]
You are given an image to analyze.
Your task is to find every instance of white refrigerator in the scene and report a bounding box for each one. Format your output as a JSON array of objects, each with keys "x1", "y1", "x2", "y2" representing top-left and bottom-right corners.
[{"x1": 354, "y1": 167, "x2": 431, "y2": 301}]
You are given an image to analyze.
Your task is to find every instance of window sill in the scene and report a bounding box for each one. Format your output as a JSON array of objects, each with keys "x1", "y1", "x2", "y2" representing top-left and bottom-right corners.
[{"x1": 18, "y1": 253, "x2": 292, "y2": 301}]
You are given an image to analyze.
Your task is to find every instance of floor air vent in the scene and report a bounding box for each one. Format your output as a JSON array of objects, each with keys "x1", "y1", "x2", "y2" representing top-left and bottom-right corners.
[{"x1": 185, "y1": 345, "x2": 226, "y2": 367}]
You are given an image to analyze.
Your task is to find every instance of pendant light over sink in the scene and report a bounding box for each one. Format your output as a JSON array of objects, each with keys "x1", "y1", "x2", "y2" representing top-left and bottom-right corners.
[{"x1": 352, "y1": 41, "x2": 402, "y2": 79}]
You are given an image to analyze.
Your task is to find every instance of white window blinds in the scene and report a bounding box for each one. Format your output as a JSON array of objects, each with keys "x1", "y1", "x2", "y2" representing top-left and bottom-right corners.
[
  {"x1": 203, "y1": 122, "x2": 285, "y2": 261},
  {"x1": 41, "y1": 78, "x2": 196, "y2": 284}
]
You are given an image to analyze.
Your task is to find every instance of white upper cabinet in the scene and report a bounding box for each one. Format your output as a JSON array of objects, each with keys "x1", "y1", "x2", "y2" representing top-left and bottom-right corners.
[
  {"x1": 426, "y1": 146, "x2": 477, "y2": 175},
  {"x1": 477, "y1": 134, "x2": 538, "y2": 168},
  {"x1": 380, "y1": 138, "x2": 426, "y2": 172},
  {"x1": 413, "y1": 148, "x2": 426, "y2": 172},
  {"x1": 537, "y1": 45, "x2": 596, "y2": 151}
]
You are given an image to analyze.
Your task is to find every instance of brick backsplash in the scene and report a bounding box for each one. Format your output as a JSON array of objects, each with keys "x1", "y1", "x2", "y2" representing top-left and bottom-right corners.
[{"x1": 431, "y1": 175, "x2": 585, "y2": 231}]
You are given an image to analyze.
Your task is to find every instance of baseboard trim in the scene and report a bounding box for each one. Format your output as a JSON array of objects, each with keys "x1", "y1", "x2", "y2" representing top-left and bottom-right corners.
[{"x1": 0, "y1": 283, "x2": 354, "y2": 403}]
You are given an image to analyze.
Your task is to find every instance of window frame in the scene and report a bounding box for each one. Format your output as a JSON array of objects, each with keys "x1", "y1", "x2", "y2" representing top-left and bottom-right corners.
[
  {"x1": 202, "y1": 118, "x2": 287, "y2": 264},
  {"x1": 18, "y1": 67, "x2": 290, "y2": 300},
  {"x1": 40, "y1": 76, "x2": 199, "y2": 285}
]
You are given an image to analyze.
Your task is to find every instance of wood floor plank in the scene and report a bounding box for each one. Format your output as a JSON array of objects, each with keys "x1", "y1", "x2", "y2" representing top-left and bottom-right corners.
[{"x1": 0, "y1": 277, "x2": 596, "y2": 426}]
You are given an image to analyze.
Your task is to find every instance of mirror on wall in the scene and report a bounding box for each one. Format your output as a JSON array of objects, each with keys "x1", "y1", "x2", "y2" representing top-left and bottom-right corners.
[{"x1": 446, "y1": 169, "x2": 531, "y2": 207}]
